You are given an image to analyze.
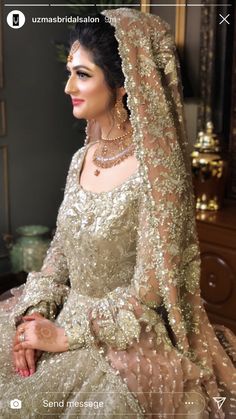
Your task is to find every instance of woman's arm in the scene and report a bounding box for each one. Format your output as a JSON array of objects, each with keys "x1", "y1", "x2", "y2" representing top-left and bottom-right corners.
[
  {"x1": 10, "y1": 149, "x2": 82, "y2": 327},
  {"x1": 11, "y1": 231, "x2": 69, "y2": 325}
]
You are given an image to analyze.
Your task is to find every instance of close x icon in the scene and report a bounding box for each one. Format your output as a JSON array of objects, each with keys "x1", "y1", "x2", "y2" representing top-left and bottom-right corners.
[{"x1": 219, "y1": 14, "x2": 230, "y2": 25}]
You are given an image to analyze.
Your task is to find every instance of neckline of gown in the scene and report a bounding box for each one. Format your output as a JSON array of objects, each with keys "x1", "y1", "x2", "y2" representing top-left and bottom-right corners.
[{"x1": 76, "y1": 142, "x2": 141, "y2": 196}]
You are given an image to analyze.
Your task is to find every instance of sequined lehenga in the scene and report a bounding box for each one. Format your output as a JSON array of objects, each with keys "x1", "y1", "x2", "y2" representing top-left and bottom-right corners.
[{"x1": 0, "y1": 144, "x2": 235, "y2": 419}]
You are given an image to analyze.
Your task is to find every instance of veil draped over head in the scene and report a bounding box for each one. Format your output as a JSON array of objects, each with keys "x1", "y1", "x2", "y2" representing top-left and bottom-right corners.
[{"x1": 86, "y1": 7, "x2": 236, "y2": 404}]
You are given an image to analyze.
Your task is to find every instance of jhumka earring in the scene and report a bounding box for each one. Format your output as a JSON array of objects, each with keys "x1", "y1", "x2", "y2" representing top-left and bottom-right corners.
[
  {"x1": 67, "y1": 40, "x2": 81, "y2": 62},
  {"x1": 114, "y1": 97, "x2": 128, "y2": 129}
]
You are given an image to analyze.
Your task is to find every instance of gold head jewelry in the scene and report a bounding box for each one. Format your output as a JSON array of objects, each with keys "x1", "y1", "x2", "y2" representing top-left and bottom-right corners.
[{"x1": 67, "y1": 40, "x2": 81, "y2": 63}]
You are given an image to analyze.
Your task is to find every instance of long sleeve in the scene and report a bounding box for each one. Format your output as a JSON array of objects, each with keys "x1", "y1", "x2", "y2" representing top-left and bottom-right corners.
[
  {"x1": 10, "y1": 229, "x2": 69, "y2": 326},
  {"x1": 10, "y1": 151, "x2": 80, "y2": 327}
]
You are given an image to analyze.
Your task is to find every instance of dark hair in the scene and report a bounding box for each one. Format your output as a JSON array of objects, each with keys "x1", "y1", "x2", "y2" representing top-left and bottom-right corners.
[{"x1": 70, "y1": 14, "x2": 130, "y2": 116}]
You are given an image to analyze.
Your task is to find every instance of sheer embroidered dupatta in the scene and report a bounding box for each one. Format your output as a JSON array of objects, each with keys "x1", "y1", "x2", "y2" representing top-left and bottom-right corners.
[{"x1": 85, "y1": 8, "x2": 236, "y2": 416}]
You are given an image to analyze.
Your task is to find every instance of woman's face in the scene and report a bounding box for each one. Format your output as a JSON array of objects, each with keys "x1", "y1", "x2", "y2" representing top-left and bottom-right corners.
[{"x1": 65, "y1": 45, "x2": 114, "y2": 121}]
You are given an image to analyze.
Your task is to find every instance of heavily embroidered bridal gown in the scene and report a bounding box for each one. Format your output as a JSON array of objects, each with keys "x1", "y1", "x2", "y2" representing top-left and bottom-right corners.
[{"x1": 0, "y1": 144, "x2": 236, "y2": 418}]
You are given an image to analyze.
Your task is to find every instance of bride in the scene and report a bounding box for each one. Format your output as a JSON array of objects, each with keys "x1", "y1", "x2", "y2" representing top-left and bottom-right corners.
[{"x1": 0, "y1": 8, "x2": 236, "y2": 418}]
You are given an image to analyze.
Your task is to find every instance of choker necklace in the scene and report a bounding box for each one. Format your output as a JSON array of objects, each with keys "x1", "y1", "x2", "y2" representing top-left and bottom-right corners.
[{"x1": 92, "y1": 129, "x2": 134, "y2": 176}]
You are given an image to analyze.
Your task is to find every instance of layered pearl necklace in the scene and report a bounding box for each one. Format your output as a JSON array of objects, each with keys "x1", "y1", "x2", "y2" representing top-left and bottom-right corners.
[{"x1": 92, "y1": 128, "x2": 134, "y2": 176}]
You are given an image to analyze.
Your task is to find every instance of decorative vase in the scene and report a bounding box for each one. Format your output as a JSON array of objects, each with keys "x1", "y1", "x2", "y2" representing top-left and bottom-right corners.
[
  {"x1": 7, "y1": 225, "x2": 50, "y2": 273},
  {"x1": 191, "y1": 121, "x2": 228, "y2": 211}
]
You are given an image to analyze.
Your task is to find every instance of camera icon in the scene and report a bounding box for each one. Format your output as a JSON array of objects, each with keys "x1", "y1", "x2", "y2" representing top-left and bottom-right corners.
[{"x1": 10, "y1": 399, "x2": 22, "y2": 409}]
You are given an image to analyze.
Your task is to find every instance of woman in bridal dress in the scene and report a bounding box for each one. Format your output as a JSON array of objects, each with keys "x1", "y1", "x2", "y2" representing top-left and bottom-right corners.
[{"x1": 0, "y1": 8, "x2": 236, "y2": 419}]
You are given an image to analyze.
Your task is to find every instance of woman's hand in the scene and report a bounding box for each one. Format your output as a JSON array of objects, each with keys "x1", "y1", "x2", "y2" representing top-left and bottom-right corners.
[
  {"x1": 13, "y1": 315, "x2": 69, "y2": 353},
  {"x1": 12, "y1": 347, "x2": 42, "y2": 377},
  {"x1": 13, "y1": 312, "x2": 44, "y2": 377}
]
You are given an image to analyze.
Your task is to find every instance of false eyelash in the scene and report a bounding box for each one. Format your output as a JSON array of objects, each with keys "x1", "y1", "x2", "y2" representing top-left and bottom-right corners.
[
  {"x1": 66, "y1": 70, "x2": 90, "y2": 79},
  {"x1": 76, "y1": 71, "x2": 90, "y2": 79}
]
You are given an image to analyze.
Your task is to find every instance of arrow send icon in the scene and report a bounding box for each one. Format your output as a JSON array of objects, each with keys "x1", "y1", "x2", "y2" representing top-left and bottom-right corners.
[{"x1": 213, "y1": 397, "x2": 226, "y2": 409}]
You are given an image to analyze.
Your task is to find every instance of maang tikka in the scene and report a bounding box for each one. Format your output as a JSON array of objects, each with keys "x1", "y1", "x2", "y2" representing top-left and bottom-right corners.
[{"x1": 67, "y1": 40, "x2": 81, "y2": 62}]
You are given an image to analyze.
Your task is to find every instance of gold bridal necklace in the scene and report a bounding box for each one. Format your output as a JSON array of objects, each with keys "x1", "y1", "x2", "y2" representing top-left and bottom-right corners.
[{"x1": 92, "y1": 128, "x2": 135, "y2": 176}]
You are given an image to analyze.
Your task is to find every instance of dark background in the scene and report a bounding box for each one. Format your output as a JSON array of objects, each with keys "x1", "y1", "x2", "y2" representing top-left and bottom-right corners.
[{"x1": 0, "y1": 4, "x2": 85, "y2": 270}]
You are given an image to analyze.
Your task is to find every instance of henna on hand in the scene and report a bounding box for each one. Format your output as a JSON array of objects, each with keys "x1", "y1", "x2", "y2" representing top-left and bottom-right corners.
[{"x1": 34, "y1": 322, "x2": 58, "y2": 344}]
